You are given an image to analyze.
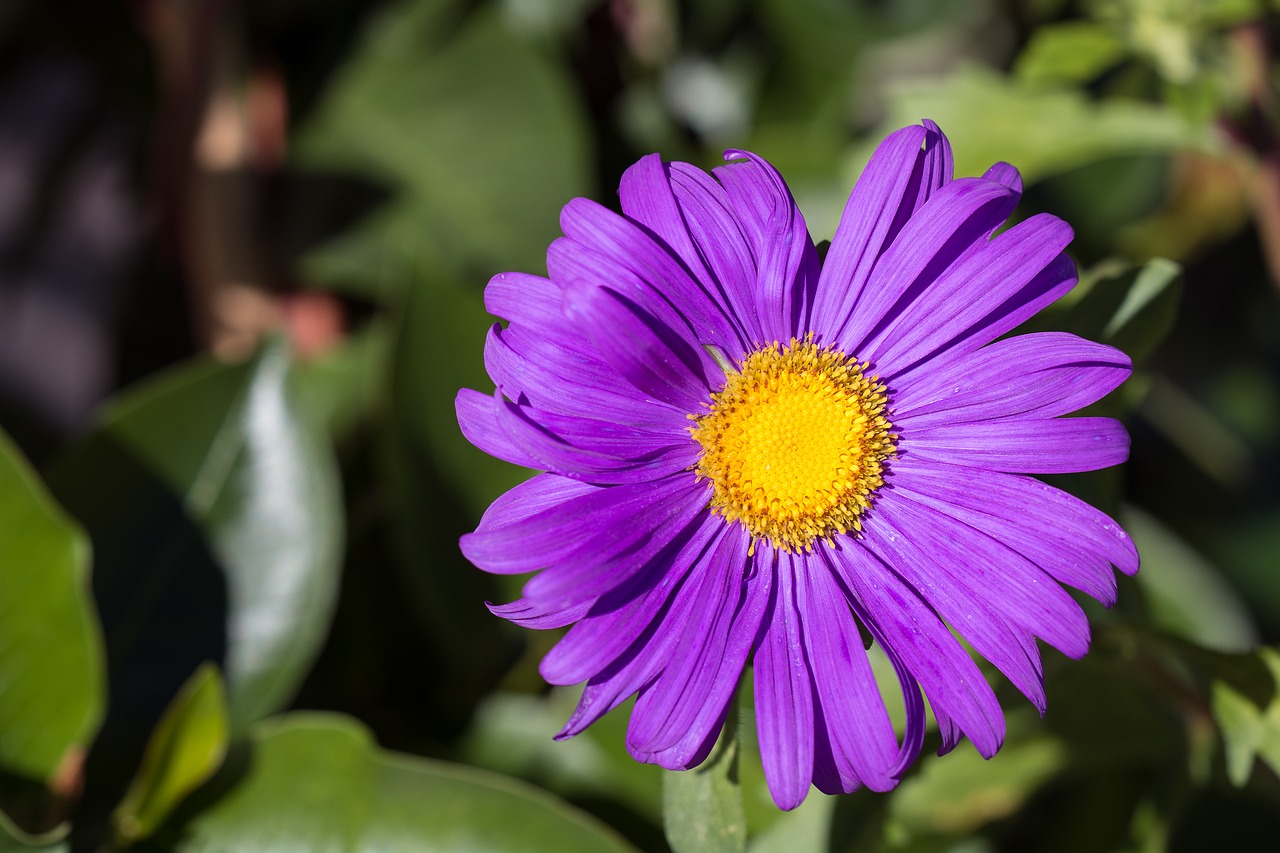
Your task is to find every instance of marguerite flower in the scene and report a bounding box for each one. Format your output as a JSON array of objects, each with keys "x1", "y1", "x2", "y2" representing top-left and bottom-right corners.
[{"x1": 457, "y1": 120, "x2": 1138, "y2": 810}]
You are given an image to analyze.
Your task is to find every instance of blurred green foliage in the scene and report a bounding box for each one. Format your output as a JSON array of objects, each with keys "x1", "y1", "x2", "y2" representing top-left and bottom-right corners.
[{"x1": 0, "y1": 0, "x2": 1279, "y2": 850}]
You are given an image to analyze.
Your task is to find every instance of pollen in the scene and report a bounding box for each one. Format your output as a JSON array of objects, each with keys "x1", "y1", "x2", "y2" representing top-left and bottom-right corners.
[{"x1": 692, "y1": 337, "x2": 895, "y2": 552}]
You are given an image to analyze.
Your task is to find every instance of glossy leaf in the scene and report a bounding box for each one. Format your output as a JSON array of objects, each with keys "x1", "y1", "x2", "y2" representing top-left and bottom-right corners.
[
  {"x1": 50, "y1": 341, "x2": 343, "y2": 733},
  {"x1": 172, "y1": 713, "x2": 637, "y2": 852},
  {"x1": 0, "y1": 429, "x2": 102, "y2": 782},
  {"x1": 113, "y1": 664, "x2": 229, "y2": 844}
]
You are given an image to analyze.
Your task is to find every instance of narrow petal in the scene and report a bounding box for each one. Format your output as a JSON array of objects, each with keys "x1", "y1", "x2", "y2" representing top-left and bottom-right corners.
[
  {"x1": 893, "y1": 455, "x2": 1137, "y2": 586},
  {"x1": 558, "y1": 198, "x2": 740, "y2": 353},
  {"x1": 521, "y1": 477, "x2": 710, "y2": 610},
  {"x1": 668, "y1": 162, "x2": 763, "y2": 346},
  {"x1": 864, "y1": 214, "x2": 1074, "y2": 370},
  {"x1": 906, "y1": 417, "x2": 1130, "y2": 474},
  {"x1": 484, "y1": 325, "x2": 684, "y2": 429},
  {"x1": 753, "y1": 550, "x2": 816, "y2": 810},
  {"x1": 856, "y1": 500, "x2": 1049, "y2": 712},
  {"x1": 487, "y1": 597, "x2": 594, "y2": 629},
  {"x1": 629, "y1": 527, "x2": 771, "y2": 767},
  {"x1": 831, "y1": 177, "x2": 1020, "y2": 354},
  {"x1": 870, "y1": 491, "x2": 1091, "y2": 661},
  {"x1": 715, "y1": 150, "x2": 820, "y2": 341},
  {"x1": 797, "y1": 556, "x2": 899, "y2": 791},
  {"x1": 832, "y1": 543, "x2": 1006, "y2": 758},
  {"x1": 561, "y1": 280, "x2": 717, "y2": 411},
  {"x1": 485, "y1": 271, "x2": 564, "y2": 328},
  {"x1": 458, "y1": 389, "x2": 696, "y2": 485},
  {"x1": 891, "y1": 252, "x2": 1078, "y2": 382},
  {"x1": 617, "y1": 154, "x2": 752, "y2": 352},
  {"x1": 813, "y1": 124, "x2": 931, "y2": 331},
  {"x1": 893, "y1": 332, "x2": 1132, "y2": 428},
  {"x1": 460, "y1": 473, "x2": 701, "y2": 576},
  {"x1": 539, "y1": 516, "x2": 718, "y2": 685}
]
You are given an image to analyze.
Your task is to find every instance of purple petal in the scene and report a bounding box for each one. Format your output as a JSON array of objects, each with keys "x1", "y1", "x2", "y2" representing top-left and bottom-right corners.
[
  {"x1": 487, "y1": 597, "x2": 594, "y2": 629},
  {"x1": 813, "y1": 124, "x2": 932, "y2": 332},
  {"x1": 832, "y1": 542, "x2": 1006, "y2": 758},
  {"x1": 628, "y1": 526, "x2": 770, "y2": 766},
  {"x1": 668, "y1": 162, "x2": 763, "y2": 346},
  {"x1": 864, "y1": 214, "x2": 1074, "y2": 370},
  {"x1": 560, "y1": 279, "x2": 716, "y2": 411},
  {"x1": 869, "y1": 491, "x2": 1091, "y2": 660},
  {"x1": 460, "y1": 473, "x2": 702, "y2": 577},
  {"x1": 830, "y1": 176, "x2": 1020, "y2": 354},
  {"x1": 893, "y1": 332, "x2": 1132, "y2": 428},
  {"x1": 558, "y1": 198, "x2": 740, "y2": 353},
  {"x1": 892, "y1": 253, "x2": 1079, "y2": 382},
  {"x1": 856, "y1": 499, "x2": 1049, "y2": 711},
  {"x1": 893, "y1": 455, "x2": 1137, "y2": 586},
  {"x1": 458, "y1": 389, "x2": 696, "y2": 485},
  {"x1": 485, "y1": 271, "x2": 563, "y2": 328},
  {"x1": 521, "y1": 476, "x2": 710, "y2": 610},
  {"x1": 484, "y1": 325, "x2": 684, "y2": 429},
  {"x1": 715, "y1": 150, "x2": 820, "y2": 341},
  {"x1": 753, "y1": 549, "x2": 816, "y2": 810},
  {"x1": 797, "y1": 555, "x2": 899, "y2": 791},
  {"x1": 617, "y1": 154, "x2": 753, "y2": 352},
  {"x1": 906, "y1": 417, "x2": 1130, "y2": 474},
  {"x1": 539, "y1": 516, "x2": 719, "y2": 685}
]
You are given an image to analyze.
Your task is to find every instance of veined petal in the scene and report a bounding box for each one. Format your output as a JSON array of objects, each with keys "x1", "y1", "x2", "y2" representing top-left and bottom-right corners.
[
  {"x1": 628, "y1": 526, "x2": 770, "y2": 766},
  {"x1": 893, "y1": 332, "x2": 1132, "y2": 427},
  {"x1": 797, "y1": 555, "x2": 899, "y2": 791},
  {"x1": 829, "y1": 176, "x2": 1019, "y2": 354},
  {"x1": 753, "y1": 549, "x2": 816, "y2": 810},
  {"x1": 866, "y1": 214, "x2": 1074, "y2": 370},
  {"x1": 833, "y1": 543, "x2": 1006, "y2": 758},
  {"x1": 715, "y1": 150, "x2": 820, "y2": 341},
  {"x1": 561, "y1": 280, "x2": 718, "y2": 411},
  {"x1": 906, "y1": 417, "x2": 1131, "y2": 474}
]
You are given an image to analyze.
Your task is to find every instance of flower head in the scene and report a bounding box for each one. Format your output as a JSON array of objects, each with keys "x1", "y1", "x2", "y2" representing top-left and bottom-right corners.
[{"x1": 457, "y1": 121, "x2": 1138, "y2": 810}]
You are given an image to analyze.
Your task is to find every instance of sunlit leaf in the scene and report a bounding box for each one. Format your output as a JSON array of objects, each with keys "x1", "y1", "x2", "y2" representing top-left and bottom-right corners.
[
  {"x1": 1015, "y1": 22, "x2": 1127, "y2": 86},
  {"x1": 0, "y1": 429, "x2": 102, "y2": 783},
  {"x1": 171, "y1": 713, "x2": 637, "y2": 852},
  {"x1": 113, "y1": 664, "x2": 229, "y2": 845}
]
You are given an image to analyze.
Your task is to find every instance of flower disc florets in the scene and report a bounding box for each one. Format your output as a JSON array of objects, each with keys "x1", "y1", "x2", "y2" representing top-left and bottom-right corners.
[{"x1": 692, "y1": 336, "x2": 895, "y2": 552}]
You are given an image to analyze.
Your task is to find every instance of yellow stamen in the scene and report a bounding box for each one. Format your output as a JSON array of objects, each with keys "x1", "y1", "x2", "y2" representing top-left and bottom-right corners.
[{"x1": 692, "y1": 337, "x2": 895, "y2": 552}]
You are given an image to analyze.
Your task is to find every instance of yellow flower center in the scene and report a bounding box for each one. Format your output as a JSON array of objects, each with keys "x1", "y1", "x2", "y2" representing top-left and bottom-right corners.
[{"x1": 692, "y1": 337, "x2": 895, "y2": 552}]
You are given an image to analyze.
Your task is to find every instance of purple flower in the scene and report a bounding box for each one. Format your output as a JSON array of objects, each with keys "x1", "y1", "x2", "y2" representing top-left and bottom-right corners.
[{"x1": 457, "y1": 120, "x2": 1138, "y2": 810}]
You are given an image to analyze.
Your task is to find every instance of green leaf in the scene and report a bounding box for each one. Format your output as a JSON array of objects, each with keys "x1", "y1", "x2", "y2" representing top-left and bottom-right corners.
[
  {"x1": 172, "y1": 713, "x2": 637, "y2": 852},
  {"x1": 0, "y1": 429, "x2": 103, "y2": 782},
  {"x1": 50, "y1": 340, "x2": 343, "y2": 732},
  {"x1": 1212, "y1": 647, "x2": 1280, "y2": 787},
  {"x1": 1124, "y1": 506, "x2": 1258, "y2": 653},
  {"x1": 1029, "y1": 258, "x2": 1182, "y2": 367},
  {"x1": 294, "y1": 1, "x2": 591, "y2": 296},
  {"x1": 1015, "y1": 22, "x2": 1128, "y2": 87},
  {"x1": 864, "y1": 65, "x2": 1212, "y2": 185},
  {"x1": 662, "y1": 712, "x2": 746, "y2": 853},
  {"x1": 113, "y1": 663, "x2": 229, "y2": 844}
]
